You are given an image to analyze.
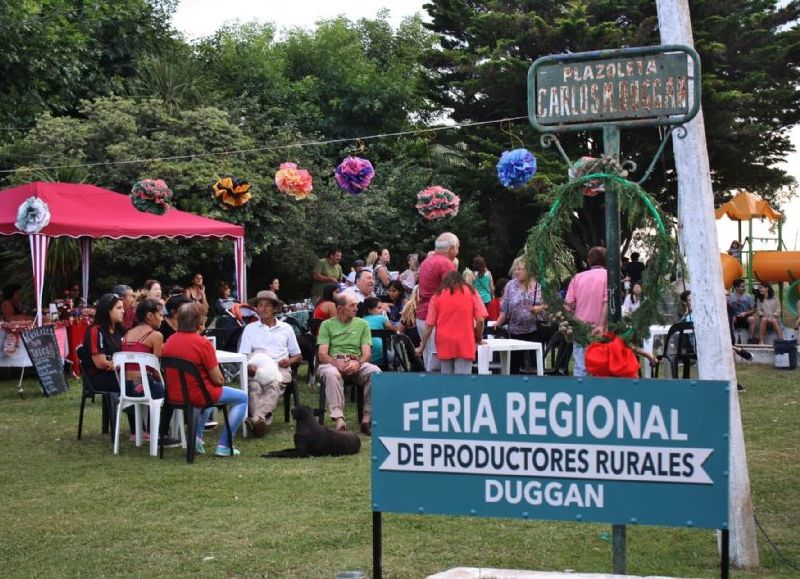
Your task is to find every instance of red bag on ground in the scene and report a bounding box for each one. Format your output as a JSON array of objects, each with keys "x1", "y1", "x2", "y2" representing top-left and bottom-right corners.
[{"x1": 585, "y1": 333, "x2": 639, "y2": 378}]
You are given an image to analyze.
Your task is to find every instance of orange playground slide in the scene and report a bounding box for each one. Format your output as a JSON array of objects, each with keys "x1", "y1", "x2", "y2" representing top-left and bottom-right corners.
[
  {"x1": 720, "y1": 253, "x2": 744, "y2": 289},
  {"x1": 752, "y1": 251, "x2": 800, "y2": 283},
  {"x1": 752, "y1": 251, "x2": 800, "y2": 317}
]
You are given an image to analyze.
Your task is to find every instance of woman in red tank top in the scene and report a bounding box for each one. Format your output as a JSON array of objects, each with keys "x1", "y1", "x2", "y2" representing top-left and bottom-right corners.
[
  {"x1": 122, "y1": 298, "x2": 165, "y2": 398},
  {"x1": 312, "y1": 283, "x2": 340, "y2": 322}
]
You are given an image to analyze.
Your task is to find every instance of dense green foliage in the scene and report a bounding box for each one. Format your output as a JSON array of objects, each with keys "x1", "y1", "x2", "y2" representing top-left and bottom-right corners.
[
  {"x1": 0, "y1": 0, "x2": 178, "y2": 128},
  {"x1": 0, "y1": 1, "x2": 797, "y2": 300}
]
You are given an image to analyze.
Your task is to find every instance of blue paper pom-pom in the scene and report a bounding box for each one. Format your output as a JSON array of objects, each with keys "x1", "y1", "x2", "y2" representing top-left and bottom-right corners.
[{"x1": 496, "y1": 148, "x2": 537, "y2": 188}]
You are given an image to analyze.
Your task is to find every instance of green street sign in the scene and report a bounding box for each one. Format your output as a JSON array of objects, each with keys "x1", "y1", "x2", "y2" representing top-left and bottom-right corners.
[{"x1": 528, "y1": 45, "x2": 701, "y2": 132}]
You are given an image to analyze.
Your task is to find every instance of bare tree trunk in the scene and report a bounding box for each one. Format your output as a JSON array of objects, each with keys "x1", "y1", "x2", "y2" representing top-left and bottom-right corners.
[{"x1": 656, "y1": 0, "x2": 759, "y2": 568}]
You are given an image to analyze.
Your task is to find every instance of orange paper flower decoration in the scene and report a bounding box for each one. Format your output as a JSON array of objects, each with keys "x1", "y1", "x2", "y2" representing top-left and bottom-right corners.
[
  {"x1": 275, "y1": 162, "x2": 313, "y2": 199},
  {"x1": 212, "y1": 176, "x2": 252, "y2": 207}
]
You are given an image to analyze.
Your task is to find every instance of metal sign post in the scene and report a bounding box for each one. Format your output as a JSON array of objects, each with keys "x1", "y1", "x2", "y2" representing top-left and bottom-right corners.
[{"x1": 527, "y1": 45, "x2": 702, "y2": 574}]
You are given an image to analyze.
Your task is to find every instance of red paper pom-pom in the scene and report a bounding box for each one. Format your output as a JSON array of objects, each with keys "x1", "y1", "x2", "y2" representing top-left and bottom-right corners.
[{"x1": 415, "y1": 186, "x2": 460, "y2": 221}]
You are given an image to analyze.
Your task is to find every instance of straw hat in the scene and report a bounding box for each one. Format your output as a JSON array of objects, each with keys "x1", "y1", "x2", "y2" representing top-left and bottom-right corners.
[{"x1": 247, "y1": 290, "x2": 284, "y2": 309}]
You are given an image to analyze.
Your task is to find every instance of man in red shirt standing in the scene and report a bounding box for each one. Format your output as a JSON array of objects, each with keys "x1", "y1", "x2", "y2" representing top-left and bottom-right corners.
[
  {"x1": 416, "y1": 232, "x2": 459, "y2": 371},
  {"x1": 564, "y1": 246, "x2": 608, "y2": 377}
]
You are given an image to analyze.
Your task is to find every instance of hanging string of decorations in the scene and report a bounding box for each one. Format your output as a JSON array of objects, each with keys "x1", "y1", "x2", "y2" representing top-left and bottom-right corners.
[
  {"x1": 211, "y1": 175, "x2": 252, "y2": 208},
  {"x1": 275, "y1": 162, "x2": 313, "y2": 199},
  {"x1": 524, "y1": 171, "x2": 680, "y2": 346},
  {"x1": 130, "y1": 179, "x2": 173, "y2": 215}
]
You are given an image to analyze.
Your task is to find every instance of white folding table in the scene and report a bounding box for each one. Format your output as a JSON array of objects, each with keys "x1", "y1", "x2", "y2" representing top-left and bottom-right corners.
[
  {"x1": 476, "y1": 338, "x2": 544, "y2": 376},
  {"x1": 215, "y1": 350, "x2": 249, "y2": 437}
]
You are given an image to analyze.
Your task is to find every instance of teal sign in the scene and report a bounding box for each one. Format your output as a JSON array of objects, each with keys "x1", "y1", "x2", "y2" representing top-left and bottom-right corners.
[{"x1": 371, "y1": 375, "x2": 729, "y2": 529}]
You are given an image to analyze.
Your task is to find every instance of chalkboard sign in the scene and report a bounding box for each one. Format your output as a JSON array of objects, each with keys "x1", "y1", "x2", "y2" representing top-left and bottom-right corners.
[{"x1": 20, "y1": 326, "x2": 69, "y2": 397}]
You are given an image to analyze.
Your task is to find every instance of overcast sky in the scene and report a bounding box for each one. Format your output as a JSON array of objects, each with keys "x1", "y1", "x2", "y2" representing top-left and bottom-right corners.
[{"x1": 172, "y1": 0, "x2": 428, "y2": 39}]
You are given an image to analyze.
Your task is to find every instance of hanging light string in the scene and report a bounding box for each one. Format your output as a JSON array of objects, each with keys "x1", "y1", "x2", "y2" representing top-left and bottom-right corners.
[{"x1": 0, "y1": 115, "x2": 529, "y2": 174}]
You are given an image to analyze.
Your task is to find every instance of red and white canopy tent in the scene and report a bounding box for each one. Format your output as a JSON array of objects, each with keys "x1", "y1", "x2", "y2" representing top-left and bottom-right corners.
[{"x1": 0, "y1": 182, "x2": 246, "y2": 325}]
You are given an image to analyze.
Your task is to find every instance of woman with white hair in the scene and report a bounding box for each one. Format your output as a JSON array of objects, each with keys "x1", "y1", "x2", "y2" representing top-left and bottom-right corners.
[
  {"x1": 364, "y1": 251, "x2": 379, "y2": 272},
  {"x1": 495, "y1": 257, "x2": 546, "y2": 374}
]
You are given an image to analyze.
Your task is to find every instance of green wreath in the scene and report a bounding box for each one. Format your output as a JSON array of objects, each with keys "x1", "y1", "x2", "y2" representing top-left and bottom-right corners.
[{"x1": 524, "y1": 172, "x2": 680, "y2": 346}]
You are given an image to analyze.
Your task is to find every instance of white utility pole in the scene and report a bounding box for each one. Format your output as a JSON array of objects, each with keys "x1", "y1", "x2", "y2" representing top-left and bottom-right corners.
[{"x1": 655, "y1": 0, "x2": 759, "y2": 568}]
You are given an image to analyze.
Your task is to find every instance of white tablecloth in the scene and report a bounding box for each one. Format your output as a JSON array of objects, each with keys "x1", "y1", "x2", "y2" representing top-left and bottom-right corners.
[{"x1": 0, "y1": 327, "x2": 68, "y2": 368}]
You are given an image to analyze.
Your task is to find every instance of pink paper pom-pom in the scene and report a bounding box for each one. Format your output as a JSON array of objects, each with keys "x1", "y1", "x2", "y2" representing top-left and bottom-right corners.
[{"x1": 275, "y1": 162, "x2": 313, "y2": 199}]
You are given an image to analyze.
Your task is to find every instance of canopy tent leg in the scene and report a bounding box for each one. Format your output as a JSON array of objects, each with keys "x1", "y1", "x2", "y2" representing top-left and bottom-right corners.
[
  {"x1": 30, "y1": 234, "x2": 50, "y2": 327},
  {"x1": 80, "y1": 237, "x2": 92, "y2": 306},
  {"x1": 234, "y1": 238, "x2": 247, "y2": 302}
]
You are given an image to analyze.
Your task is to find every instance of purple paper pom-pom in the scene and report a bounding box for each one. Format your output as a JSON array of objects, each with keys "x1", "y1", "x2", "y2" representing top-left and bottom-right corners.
[
  {"x1": 496, "y1": 148, "x2": 537, "y2": 188},
  {"x1": 334, "y1": 156, "x2": 375, "y2": 195}
]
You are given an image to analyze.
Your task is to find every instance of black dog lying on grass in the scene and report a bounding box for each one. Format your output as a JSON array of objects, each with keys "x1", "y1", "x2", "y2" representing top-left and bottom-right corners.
[{"x1": 262, "y1": 405, "x2": 361, "y2": 458}]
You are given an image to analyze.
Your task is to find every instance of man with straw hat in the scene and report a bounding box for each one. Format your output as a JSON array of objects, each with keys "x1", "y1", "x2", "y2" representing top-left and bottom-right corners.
[{"x1": 238, "y1": 290, "x2": 302, "y2": 436}]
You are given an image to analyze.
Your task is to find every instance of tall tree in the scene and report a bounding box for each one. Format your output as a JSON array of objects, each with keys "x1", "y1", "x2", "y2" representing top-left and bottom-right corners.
[
  {"x1": 0, "y1": 0, "x2": 179, "y2": 129},
  {"x1": 421, "y1": 0, "x2": 800, "y2": 265},
  {"x1": 194, "y1": 13, "x2": 437, "y2": 141}
]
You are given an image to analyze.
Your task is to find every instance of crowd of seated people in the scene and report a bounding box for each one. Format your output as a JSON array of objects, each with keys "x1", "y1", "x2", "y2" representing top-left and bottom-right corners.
[
  {"x1": 21, "y1": 237, "x2": 800, "y2": 458},
  {"x1": 77, "y1": 275, "x2": 248, "y2": 456}
]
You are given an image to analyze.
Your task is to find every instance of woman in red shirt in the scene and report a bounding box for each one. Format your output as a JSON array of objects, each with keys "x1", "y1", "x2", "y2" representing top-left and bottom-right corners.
[
  {"x1": 485, "y1": 277, "x2": 508, "y2": 322},
  {"x1": 162, "y1": 303, "x2": 248, "y2": 457},
  {"x1": 416, "y1": 271, "x2": 488, "y2": 374},
  {"x1": 312, "y1": 283, "x2": 340, "y2": 322}
]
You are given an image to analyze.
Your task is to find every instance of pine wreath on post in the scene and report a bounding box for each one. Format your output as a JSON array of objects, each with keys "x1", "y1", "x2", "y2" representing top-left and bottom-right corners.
[{"x1": 524, "y1": 172, "x2": 681, "y2": 346}]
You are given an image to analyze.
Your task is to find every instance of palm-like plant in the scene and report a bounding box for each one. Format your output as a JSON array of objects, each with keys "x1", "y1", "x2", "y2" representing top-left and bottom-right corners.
[{"x1": 128, "y1": 55, "x2": 207, "y2": 112}]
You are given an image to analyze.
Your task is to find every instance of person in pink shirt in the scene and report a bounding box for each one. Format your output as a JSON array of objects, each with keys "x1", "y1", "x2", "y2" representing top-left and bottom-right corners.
[
  {"x1": 416, "y1": 271, "x2": 488, "y2": 374},
  {"x1": 564, "y1": 246, "x2": 608, "y2": 376},
  {"x1": 415, "y1": 232, "x2": 458, "y2": 371}
]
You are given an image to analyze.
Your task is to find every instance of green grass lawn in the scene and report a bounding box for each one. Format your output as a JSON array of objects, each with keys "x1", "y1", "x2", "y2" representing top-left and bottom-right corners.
[{"x1": 0, "y1": 365, "x2": 797, "y2": 578}]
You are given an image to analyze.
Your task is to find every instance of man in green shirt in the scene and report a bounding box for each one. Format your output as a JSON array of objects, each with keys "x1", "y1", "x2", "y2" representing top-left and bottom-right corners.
[
  {"x1": 311, "y1": 248, "x2": 343, "y2": 299},
  {"x1": 317, "y1": 293, "x2": 380, "y2": 435}
]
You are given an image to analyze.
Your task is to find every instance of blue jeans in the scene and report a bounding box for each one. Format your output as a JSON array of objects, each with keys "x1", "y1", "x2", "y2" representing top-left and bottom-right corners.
[
  {"x1": 572, "y1": 344, "x2": 586, "y2": 377},
  {"x1": 125, "y1": 379, "x2": 165, "y2": 398},
  {"x1": 196, "y1": 387, "x2": 248, "y2": 448}
]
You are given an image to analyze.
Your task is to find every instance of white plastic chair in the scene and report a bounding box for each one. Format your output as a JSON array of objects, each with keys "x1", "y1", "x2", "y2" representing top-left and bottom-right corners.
[{"x1": 112, "y1": 352, "x2": 165, "y2": 457}]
